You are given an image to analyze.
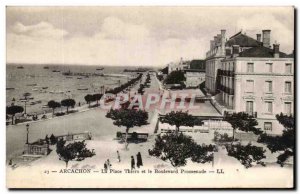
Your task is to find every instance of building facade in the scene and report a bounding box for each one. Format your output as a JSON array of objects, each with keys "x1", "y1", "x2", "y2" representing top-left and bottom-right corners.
[
  {"x1": 205, "y1": 30, "x2": 226, "y2": 95},
  {"x1": 184, "y1": 69, "x2": 205, "y2": 87},
  {"x1": 167, "y1": 58, "x2": 189, "y2": 74},
  {"x1": 205, "y1": 30, "x2": 263, "y2": 95},
  {"x1": 218, "y1": 43, "x2": 294, "y2": 134}
]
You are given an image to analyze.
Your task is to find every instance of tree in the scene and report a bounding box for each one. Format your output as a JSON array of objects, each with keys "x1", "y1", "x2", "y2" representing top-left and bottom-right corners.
[
  {"x1": 106, "y1": 109, "x2": 148, "y2": 149},
  {"x1": 224, "y1": 112, "x2": 262, "y2": 140},
  {"x1": 48, "y1": 100, "x2": 61, "y2": 116},
  {"x1": 93, "y1": 93, "x2": 102, "y2": 106},
  {"x1": 50, "y1": 134, "x2": 57, "y2": 145},
  {"x1": 258, "y1": 113, "x2": 294, "y2": 166},
  {"x1": 56, "y1": 138, "x2": 95, "y2": 168},
  {"x1": 45, "y1": 135, "x2": 49, "y2": 144},
  {"x1": 149, "y1": 133, "x2": 215, "y2": 167},
  {"x1": 6, "y1": 105, "x2": 24, "y2": 125},
  {"x1": 160, "y1": 111, "x2": 197, "y2": 135},
  {"x1": 84, "y1": 94, "x2": 94, "y2": 107},
  {"x1": 61, "y1": 99, "x2": 76, "y2": 113},
  {"x1": 225, "y1": 143, "x2": 266, "y2": 168},
  {"x1": 164, "y1": 70, "x2": 186, "y2": 85}
]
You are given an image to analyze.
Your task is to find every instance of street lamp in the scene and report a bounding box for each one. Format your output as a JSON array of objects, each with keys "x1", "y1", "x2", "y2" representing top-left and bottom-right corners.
[{"x1": 26, "y1": 124, "x2": 30, "y2": 144}]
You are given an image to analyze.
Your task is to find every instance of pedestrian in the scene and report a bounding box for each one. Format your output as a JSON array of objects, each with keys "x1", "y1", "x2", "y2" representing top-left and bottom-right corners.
[
  {"x1": 117, "y1": 151, "x2": 121, "y2": 162},
  {"x1": 104, "y1": 162, "x2": 107, "y2": 173},
  {"x1": 131, "y1": 156, "x2": 135, "y2": 170},
  {"x1": 107, "y1": 159, "x2": 111, "y2": 170},
  {"x1": 137, "y1": 152, "x2": 143, "y2": 168}
]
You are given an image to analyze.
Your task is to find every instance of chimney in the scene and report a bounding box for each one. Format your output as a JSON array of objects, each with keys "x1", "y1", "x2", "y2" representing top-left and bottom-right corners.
[
  {"x1": 262, "y1": 30, "x2": 271, "y2": 48},
  {"x1": 221, "y1": 29, "x2": 226, "y2": 55},
  {"x1": 210, "y1": 40, "x2": 215, "y2": 50},
  {"x1": 273, "y1": 42, "x2": 280, "y2": 58},
  {"x1": 214, "y1": 36, "x2": 218, "y2": 47},
  {"x1": 232, "y1": 45, "x2": 240, "y2": 57},
  {"x1": 256, "y1": 34, "x2": 261, "y2": 42}
]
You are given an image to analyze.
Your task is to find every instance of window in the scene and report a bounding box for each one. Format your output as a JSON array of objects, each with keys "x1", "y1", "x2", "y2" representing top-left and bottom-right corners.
[
  {"x1": 285, "y1": 63, "x2": 292, "y2": 73},
  {"x1": 266, "y1": 63, "x2": 273, "y2": 73},
  {"x1": 265, "y1": 81, "x2": 273, "y2": 93},
  {"x1": 266, "y1": 101, "x2": 273, "y2": 113},
  {"x1": 264, "y1": 122, "x2": 272, "y2": 131},
  {"x1": 246, "y1": 101, "x2": 254, "y2": 113},
  {"x1": 284, "y1": 102, "x2": 292, "y2": 115},
  {"x1": 246, "y1": 80, "x2": 254, "y2": 93},
  {"x1": 285, "y1": 81, "x2": 292, "y2": 93},
  {"x1": 247, "y1": 63, "x2": 254, "y2": 73}
]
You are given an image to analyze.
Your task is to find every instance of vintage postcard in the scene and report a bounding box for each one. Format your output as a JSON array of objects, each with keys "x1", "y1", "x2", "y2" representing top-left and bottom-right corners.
[{"x1": 6, "y1": 6, "x2": 295, "y2": 188}]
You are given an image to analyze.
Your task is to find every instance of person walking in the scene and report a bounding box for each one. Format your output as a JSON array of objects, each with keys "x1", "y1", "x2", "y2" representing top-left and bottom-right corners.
[
  {"x1": 104, "y1": 162, "x2": 107, "y2": 173},
  {"x1": 117, "y1": 151, "x2": 121, "y2": 162},
  {"x1": 107, "y1": 159, "x2": 111, "y2": 170},
  {"x1": 136, "y1": 152, "x2": 143, "y2": 168},
  {"x1": 131, "y1": 156, "x2": 135, "y2": 170}
]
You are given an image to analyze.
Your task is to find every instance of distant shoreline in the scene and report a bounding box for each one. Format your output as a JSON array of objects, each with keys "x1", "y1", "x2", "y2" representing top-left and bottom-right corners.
[{"x1": 6, "y1": 63, "x2": 159, "y2": 69}]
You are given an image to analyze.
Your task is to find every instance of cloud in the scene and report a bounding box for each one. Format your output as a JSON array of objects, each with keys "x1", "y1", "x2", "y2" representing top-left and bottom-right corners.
[
  {"x1": 6, "y1": 7, "x2": 294, "y2": 66},
  {"x1": 10, "y1": 21, "x2": 68, "y2": 39},
  {"x1": 236, "y1": 13, "x2": 294, "y2": 53},
  {"x1": 99, "y1": 17, "x2": 150, "y2": 40}
]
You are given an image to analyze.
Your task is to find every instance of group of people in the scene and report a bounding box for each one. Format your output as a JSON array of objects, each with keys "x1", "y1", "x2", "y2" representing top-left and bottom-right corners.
[
  {"x1": 103, "y1": 159, "x2": 112, "y2": 172},
  {"x1": 103, "y1": 151, "x2": 143, "y2": 172},
  {"x1": 131, "y1": 152, "x2": 143, "y2": 170}
]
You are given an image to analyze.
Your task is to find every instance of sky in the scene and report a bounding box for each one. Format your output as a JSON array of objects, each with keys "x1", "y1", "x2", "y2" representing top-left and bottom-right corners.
[{"x1": 6, "y1": 6, "x2": 294, "y2": 67}]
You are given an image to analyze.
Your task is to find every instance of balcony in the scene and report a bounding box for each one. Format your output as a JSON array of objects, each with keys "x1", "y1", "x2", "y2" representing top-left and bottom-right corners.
[
  {"x1": 224, "y1": 111, "x2": 257, "y2": 118},
  {"x1": 245, "y1": 111, "x2": 258, "y2": 118},
  {"x1": 218, "y1": 84, "x2": 234, "y2": 95},
  {"x1": 219, "y1": 70, "x2": 234, "y2": 77}
]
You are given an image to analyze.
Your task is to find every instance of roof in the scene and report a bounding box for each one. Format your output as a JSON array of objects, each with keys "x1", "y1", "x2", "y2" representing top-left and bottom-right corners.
[
  {"x1": 184, "y1": 69, "x2": 205, "y2": 73},
  {"x1": 238, "y1": 46, "x2": 292, "y2": 58},
  {"x1": 189, "y1": 60, "x2": 206, "y2": 70},
  {"x1": 160, "y1": 66, "x2": 168, "y2": 74},
  {"x1": 226, "y1": 32, "x2": 262, "y2": 47}
]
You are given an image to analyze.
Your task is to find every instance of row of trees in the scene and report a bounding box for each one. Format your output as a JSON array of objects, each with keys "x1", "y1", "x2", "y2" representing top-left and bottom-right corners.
[
  {"x1": 84, "y1": 93, "x2": 103, "y2": 107},
  {"x1": 105, "y1": 73, "x2": 143, "y2": 95},
  {"x1": 48, "y1": 99, "x2": 76, "y2": 116},
  {"x1": 137, "y1": 73, "x2": 151, "y2": 95},
  {"x1": 224, "y1": 112, "x2": 294, "y2": 167}
]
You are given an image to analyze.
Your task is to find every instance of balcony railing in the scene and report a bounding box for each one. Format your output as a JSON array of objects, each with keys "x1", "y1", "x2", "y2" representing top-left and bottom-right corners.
[
  {"x1": 219, "y1": 70, "x2": 234, "y2": 77},
  {"x1": 217, "y1": 84, "x2": 234, "y2": 95},
  {"x1": 245, "y1": 111, "x2": 258, "y2": 118},
  {"x1": 224, "y1": 111, "x2": 257, "y2": 118}
]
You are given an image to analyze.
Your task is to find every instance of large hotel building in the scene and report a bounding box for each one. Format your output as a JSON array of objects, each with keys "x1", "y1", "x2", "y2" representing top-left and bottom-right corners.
[{"x1": 205, "y1": 30, "x2": 294, "y2": 134}]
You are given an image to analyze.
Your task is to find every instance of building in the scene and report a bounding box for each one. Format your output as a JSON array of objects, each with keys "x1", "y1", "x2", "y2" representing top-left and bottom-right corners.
[
  {"x1": 184, "y1": 69, "x2": 205, "y2": 87},
  {"x1": 205, "y1": 30, "x2": 263, "y2": 95},
  {"x1": 218, "y1": 41, "x2": 294, "y2": 134},
  {"x1": 205, "y1": 30, "x2": 226, "y2": 95},
  {"x1": 189, "y1": 59, "x2": 206, "y2": 71},
  {"x1": 183, "y1": 59, "x2": 206, "y2": 87},
  {"x1": 167, "y1": 58, "x2": 189, "y2": 74}
]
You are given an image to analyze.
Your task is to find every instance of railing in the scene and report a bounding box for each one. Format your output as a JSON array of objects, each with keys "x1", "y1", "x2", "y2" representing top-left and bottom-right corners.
[
  {"x1": 219, "y1": 70, "x2": 234, "y2": 77},
  {"x1": 217, "y1": 84, "x2": 234, "y2": 95},
  {"x1": 224, "y1": 111, "x2": 257, "y2": 118}
]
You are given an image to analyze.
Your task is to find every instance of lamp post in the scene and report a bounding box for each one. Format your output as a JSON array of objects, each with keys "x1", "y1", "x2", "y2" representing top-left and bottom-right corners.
[{"x1": 26, "y1": 124, "x2": 29, "y2": 144}]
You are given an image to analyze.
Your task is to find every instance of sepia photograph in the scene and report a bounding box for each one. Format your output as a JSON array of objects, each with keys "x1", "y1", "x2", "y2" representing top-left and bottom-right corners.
[{"x1": 5, "y1": 6, "x2": 295, "y2": 189}]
